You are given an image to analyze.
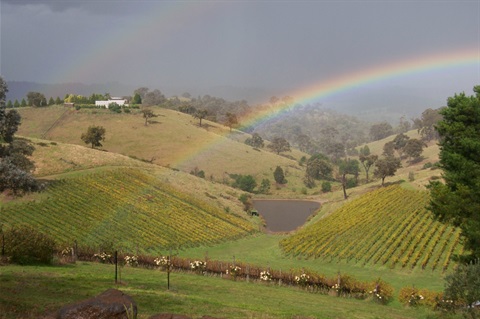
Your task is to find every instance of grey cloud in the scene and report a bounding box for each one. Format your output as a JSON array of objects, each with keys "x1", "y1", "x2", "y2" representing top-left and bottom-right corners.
[{"x1": 2, "y1": 0, "x2": 146, "y2": 15}]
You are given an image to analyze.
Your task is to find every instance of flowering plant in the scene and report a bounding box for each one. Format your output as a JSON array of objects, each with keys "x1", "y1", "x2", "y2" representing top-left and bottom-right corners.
[
  {"x1": 408, "y1": 292, "x2": 424, "y2": 306},
  {"x1": 260, "y1": 270, "x2": 272, "y2": 282},
  {"x1": 94, "y1": 252, "x2": 111, "y2": 263},
  {"x1": 124, "y1": 255, "x2": 138, "y2": 267},
  {"x1": 154, "y1": 256, "x2": 170, "y2": 268},
  {"x1": 190, "y1": 260, "x2": 207, "y2": 272},
  {"x1": 61, "y1": 247, "x2": 73, "y2": 257},
  {"x1": 295, "y1": 273, "x2": 310, "y2": 286},
  {"x1": 226, "y1": 265, "x2": 241, "y2": 277}
]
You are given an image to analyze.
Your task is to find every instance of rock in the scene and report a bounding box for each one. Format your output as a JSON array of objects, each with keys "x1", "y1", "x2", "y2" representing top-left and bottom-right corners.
[{"x1": 55, "y1": 288, "x2": 137, "y2": 319}]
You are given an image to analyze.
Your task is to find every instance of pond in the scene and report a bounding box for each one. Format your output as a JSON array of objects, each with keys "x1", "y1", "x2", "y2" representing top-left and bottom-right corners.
[{"x1": 252, "y1": 199, "x2": 321, "y2": 232}]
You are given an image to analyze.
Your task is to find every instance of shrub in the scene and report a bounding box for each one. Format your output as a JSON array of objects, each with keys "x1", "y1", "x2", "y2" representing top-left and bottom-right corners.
[
  {"x1": 423, "y1": 162, "x2": 433, "y2": 169},
  {"x1": 408, "y1": 171, "x2": 415, "y2": 181},
  {"x1": 368, "y1": 279, "x2": 394, "y2": 304},
  {"x1": 439, "y1": 262, "x2": 480, "y2": 317},
  {"x1": 3, "y1": 225, "x2": 56, "y2": 265},
  {"x1": 321, "y1": 181, "x2": 332, "y2": 192},
  {"x1": 273, "y1": 166, "x2": 286, "y2": 184},
  {"x1": 399, "y1": 286, "x2": 443, "y2": 308},
  {"x1": 346, "y1": 178, "x2": 357, "y2": 189}
]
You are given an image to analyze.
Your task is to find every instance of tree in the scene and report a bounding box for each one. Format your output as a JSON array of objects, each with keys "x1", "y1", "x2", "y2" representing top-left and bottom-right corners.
[
  {"x1": 134, "y1": 87, "x2": 149, "y2": 100},
  {"x1": 81, "y1": 125, "x2": 106, "y2": 148},
  {"x1": 141, "y1": 108, "x2": 157, "y2": 126},
  {"x1": 441, "y1": 261, "x2": 480, "y2": 318},
  {"x1": 20, "y1": 98, "x2": 27, "y2": 107},
  {"x1": 419, "y1": 108, "x2": 443, "y2": 141},
  {"x1": 269, "y1": 96, "x2": 279, "y2": 105},
  {"x1": 132, "y1": 93, "x2": 142, "y2": 105},
  {"x1": 245, "y1": 133, "x2": 264, "y2": 148},
  {"x1": 382, "y1": 141, "x2": 395, "y2": 157},
  {"x1": 273, "y1": 166, "x2": 286, "y2": 184},
  {"x1": 369, "y1": 122, "x2": 393, "y2": 141},
  {"x1": 374, "y1": 156, "x2": 401, "y2": 186},
  {"x1": 26, "y1": 91, "x2": 47, "y2": 107},
  {"x1": 13, "y1": 99, "x2": 20, "y2": 108},
  {"x1": 143, "y1": 89, "x2": 166, "y2": 106},
  {"x1": 359, "y1": 151, "x2": 378, "y2": 183},
  {"x1": 6, "y1": 100, "x2": 12, "y2": 108},
  {"x1": 395, "y1": 116, "x2": 412, "y2": 133},
  {"x1": 268, "y1": 137, "x2": 291, "y2": 155},
  {"x1": 338, "y1": 158, "x2": 360, "y2": 199},
  {"x1": 304, "y1": 153, "x2": 333, "y2": 188},
  {"x1": 233, "y1": 174, "x2": 257, "y2": 192},
  {"x1": 48, "y1": 97, "x2": 55, "y2": 106},
  {"x1": 403, "y1": 138, "x2": 425, "y2": 162},
  {"x1": 0, "y1": 77, "x2": 40, "y2": 195},
  {"x1": 193, "y1": 109, "x2": 208, "y2": 127},
  {"x1": 258, "y1": 179, "x2": 271, "y2": 194},
  {"x1": 55, "y1": 96, "x2": 62, "y2": 105},
  {"x1": 392, "y1": 133, "x2": 410, "y2": 158},
  {"x1": 295, "y1": 134, "x2": 315, "y2": 154},
  {"x1": 224, "y1": 112, "x2": 238, "y2": 132},
  {"x1": 428, "y1": 86, "x2": 480, "y2": 260}
]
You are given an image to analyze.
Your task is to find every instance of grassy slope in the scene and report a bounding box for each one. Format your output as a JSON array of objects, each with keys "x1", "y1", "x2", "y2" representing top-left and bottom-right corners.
[
  {"x1": 1, "y1": 169, "x2": 258, "y2": 253},
  {"x1": 0, "y1": 263, "x2": 435, "y2": 319},
  {"x1": 16, "y1": 106, "x2": 310, "y2": 197}
]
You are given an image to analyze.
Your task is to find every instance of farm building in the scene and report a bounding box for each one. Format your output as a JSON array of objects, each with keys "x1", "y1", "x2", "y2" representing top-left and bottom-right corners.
[{"x1": 95, "y1": 97, "x2": 128, "y2": 108}]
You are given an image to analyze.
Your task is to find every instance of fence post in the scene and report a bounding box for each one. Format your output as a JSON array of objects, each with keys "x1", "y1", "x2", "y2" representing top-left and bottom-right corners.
[
  {"x1": 167, "y1": 248, "x2": 171, "y2": 290},
  {"x1": 114, "y1": 250, "x2": 118, "y2": 284},
  {"x1": 74, "y1": 240, "x2": 78, "y2": 262}
]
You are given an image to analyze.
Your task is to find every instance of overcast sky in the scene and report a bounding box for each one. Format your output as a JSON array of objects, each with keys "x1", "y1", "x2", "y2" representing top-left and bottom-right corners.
[{"x1": 1, "y1": 0, "x2": 479, "y2": 106}]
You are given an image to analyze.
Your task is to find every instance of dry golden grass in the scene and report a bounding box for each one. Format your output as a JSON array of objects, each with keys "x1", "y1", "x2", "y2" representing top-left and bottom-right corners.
[{"x1": 17, "y1": 106, "x2": 310, "y2": 196}]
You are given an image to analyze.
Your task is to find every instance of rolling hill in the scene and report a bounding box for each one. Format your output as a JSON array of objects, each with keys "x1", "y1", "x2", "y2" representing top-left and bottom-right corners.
[
  {"x1": 280, "y1": 185, "x2": 462, "y2": 271},
  {"x1": 0, "y1": 168, "x2": 258, "y2": 254},
  {"x1": 16, "y1": 105, "x2": 311, "y2": 197}
]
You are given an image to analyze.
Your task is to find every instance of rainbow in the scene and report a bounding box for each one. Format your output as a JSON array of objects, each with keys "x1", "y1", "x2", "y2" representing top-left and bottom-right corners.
[
  {"x1": 172, "y1": 47, "x2": 479, "y2": 169},
  {"x1": 239, "y1": 47, "x2": 480, "y2": 129}
]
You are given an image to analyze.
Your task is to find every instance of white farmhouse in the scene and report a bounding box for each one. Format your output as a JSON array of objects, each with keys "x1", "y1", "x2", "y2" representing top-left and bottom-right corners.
[{"x1": 95, "y1": 97, "x2": 128, "y2": 108}]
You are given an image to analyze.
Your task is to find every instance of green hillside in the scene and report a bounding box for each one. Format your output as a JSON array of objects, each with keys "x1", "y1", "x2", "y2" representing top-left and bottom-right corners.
[
  {"x1": 0, "y1": 168, "x2": 257, "y2": 253},
  {"x1": 280, "y1": 185, "x2": 463, "y2": 271}
]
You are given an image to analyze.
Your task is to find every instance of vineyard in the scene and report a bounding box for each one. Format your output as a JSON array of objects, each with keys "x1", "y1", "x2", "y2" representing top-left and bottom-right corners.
[
  {"x1": 0, "y1": 168, "x2": 257, "y2": 253},
  {"x1": 280, "y1": 185, "x2": 463, "y2": 271}
]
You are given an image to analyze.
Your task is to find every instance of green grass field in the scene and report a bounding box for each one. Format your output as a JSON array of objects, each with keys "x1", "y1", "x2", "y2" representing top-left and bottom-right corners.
[{"x1": 0, "y1": 262, "x2": 438, "y2": 319}]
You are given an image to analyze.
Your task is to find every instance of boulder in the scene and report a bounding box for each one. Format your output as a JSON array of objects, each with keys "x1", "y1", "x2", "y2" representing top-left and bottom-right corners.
[{"x1": 55, "y1": 288, "x2": 137, "y2": 319}]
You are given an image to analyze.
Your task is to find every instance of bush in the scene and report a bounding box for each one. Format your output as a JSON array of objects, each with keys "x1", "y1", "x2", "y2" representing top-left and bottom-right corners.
[
  {"x1": 2, "y1": 225, "x2": 56, "y2": 265},
  {"x1": 346, "y1": 177, "x2": 357, "y2": 189},
  {"x1": 439, "y1": 262, "x2": 480, "y2": 318},
  {"x1": 399, "y1": 286, "x2": 443, "y2": 308},
  {"x1": 408, "y1": 171, "x2": 415, "y2": 181},
  {"x1": 108, "y1": 103, "x2": 122, "y2": 113},
  {"x1": 321, "y1": 181, "x2": 332, "y2": 192}
]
